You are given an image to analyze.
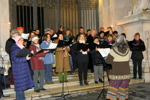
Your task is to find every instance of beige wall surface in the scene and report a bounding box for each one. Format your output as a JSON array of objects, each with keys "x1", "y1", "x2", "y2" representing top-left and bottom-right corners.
[{"x1": 0, "y1": 0, "x2": 10, "y2": 49}]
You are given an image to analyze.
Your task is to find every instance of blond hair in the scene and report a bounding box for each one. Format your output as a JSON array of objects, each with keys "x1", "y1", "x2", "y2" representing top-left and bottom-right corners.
[
  {"x1": 91, "y1": 29, "x2": 97, "y2": 36},
  {"x1": 77, "y1": 33, "x2": 87, "y2": 42}
]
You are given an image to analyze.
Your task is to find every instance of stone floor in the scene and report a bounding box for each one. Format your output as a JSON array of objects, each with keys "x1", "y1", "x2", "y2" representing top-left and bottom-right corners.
[
  {"x1": 2, "y1": 81, "x2": 148, "y2": 100},
  {"x1": 41, "y1": 83, "x2": 150, "y2": 100}
]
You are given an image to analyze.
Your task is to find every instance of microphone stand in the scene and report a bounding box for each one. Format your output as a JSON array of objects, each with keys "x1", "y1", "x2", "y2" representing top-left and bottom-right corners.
[
  {"x1": 96, "y1": 57, "x2": 108, "y2": 100},
  {"x1": 54, "y1": 45, "x2": 70, "y2": 100}
]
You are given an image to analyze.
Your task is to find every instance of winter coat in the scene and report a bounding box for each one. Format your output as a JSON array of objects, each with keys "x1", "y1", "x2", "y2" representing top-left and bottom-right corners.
[
  {"x1": 89, "y1": 42, "x2": 104, "y2": 65},
  {"x1": 29, "y1": 44, "x2": 45, "y2": 70},
  {"x1": 54, "y1": 39, "x2": 71, "y2": 72},
  {"x1": 101, "y1": 41, "x2": 115, "y2": 48},
  {"x1": 128, "y1": 39, "x2": 146, "y2": 59},
  {"x1": 74, "y1": 42, "x2": 89, "y2": 63},
  {"x1": 40, "y1": 41, "x2": 55, "y2": 64},
  {"x1": 11, "y1": 44, "x2": 33, "y2": 91},
  {"x1": 5, "y1": 37, "x2": 15, "y2": 54},
  {"x1": 87, "y1": 35, "x2": 94, "y2": 43}
]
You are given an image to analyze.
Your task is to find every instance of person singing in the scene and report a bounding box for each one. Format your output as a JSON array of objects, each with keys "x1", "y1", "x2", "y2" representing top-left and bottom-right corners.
[
  {"x1": 11, "y1": 36, "x2": 33, "y2": 100},
  {"x1": 89, "y1": 37, "x2": 104, "y2": 84},
  {"x1": 128, "y1": 33, "x2": 146, "y2": 79},
  {"x1": 54, "y1": 33, "x2": 71, "y2": 83},
  {"x1": 74, "y1": 33, "x2": 89, "y2": 86}
]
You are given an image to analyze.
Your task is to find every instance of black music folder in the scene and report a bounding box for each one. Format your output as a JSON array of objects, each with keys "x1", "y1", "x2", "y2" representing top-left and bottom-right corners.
[
  {"x1": 16, "y1": 48, "x2": 33, "y2": 57},
  {"x1": 76, "y1": 43, "x2": 88, "y2": 51},
  {"x1": 57, "y1": 40, "x2": 67, "y2": 47}
]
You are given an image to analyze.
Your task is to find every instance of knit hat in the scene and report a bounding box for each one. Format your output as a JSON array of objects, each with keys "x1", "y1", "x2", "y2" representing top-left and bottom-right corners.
[
  {"x1": 17, "y1": 27, "x2": 24, "y2": 30},
  {"x1": 15, "y1": 36, "x2": 22, "y2": 43},
  {"x1": 32, "y1": 36, "x2": 39, "y2": 41}
]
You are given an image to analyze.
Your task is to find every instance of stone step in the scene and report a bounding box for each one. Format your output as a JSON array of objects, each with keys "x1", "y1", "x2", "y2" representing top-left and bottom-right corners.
[
  {"x1": 2, "y1": 78, "x2": 144, "y2": 100},
  {"x1": 1, "y1": 71, "x2": 145, "y2": 100}
]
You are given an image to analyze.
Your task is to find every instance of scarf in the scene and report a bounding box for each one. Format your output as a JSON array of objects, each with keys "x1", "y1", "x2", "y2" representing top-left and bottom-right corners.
[
  {"x1": 31, "y1": 42, "x2": 43, "y2": 60},
  {"x1": 79, "y1": 40, "x2": 85, "y2": 44}
]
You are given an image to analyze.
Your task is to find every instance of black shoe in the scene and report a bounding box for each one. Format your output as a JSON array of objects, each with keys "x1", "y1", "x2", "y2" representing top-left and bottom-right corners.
[
  {"x1": 99, "y1": 78, "x2": 104, "y2": 83},
  {"x1": 84, "y1": 82, "x2": 89, "y2": 85},
  {"x1": 133, "y1": 77, "x2": 136, "y2": 79},
  {"x1": 95, "y1": 81, "x2": 98, "y2": 84},
  {"x1": 60, "y1": 81, "x2": 63, "y2": 83},
  {"x1": 40, "y1": 88, "x2": 46, "y2": 91},
  {"x1": 34, "y1": 90, "x2": 40, "y2": 93},
  {"x1": 139, "y1": 77, "x2": 142, "y2": 79},
  {"x1": 80, "y1": 83, "x2": 83, "y2": 86},
  {"x1": 64, "y1": 80, "x2": 69, "y2": 82},
  {"x1": 80, "y1": 82, "x2": 83, "y2": 86}
]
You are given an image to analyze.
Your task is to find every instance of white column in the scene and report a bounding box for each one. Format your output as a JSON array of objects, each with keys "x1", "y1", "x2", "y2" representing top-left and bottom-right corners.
[{"x1": 0, "y1": 0, "x2": 10, "y2": 49}]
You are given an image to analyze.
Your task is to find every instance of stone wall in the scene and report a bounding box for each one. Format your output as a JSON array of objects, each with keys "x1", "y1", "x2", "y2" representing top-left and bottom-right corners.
[{"x1": 99, "y1": 0, "x2": 134, "y2": 34}]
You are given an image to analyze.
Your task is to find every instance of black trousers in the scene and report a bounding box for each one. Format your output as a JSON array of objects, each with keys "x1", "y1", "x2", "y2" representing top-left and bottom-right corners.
[
  {"x1": 78, "y1": 62, "x2": 88, "y2": 83},
  {"x1": 0, "y1": 76, "x2": 4, "y2": 98},
  {"x1": 132, "y1": 59, "x2": 143, "y2": 78}
]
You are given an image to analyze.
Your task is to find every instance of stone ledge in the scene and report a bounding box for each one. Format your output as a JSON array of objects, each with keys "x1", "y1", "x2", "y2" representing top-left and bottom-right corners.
[{"x1": 117, "y1": 11, "x2": 150, "y2": 25}]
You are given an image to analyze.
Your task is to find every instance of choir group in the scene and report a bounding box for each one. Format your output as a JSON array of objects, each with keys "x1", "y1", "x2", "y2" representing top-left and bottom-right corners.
[{"x1": 0, "y1": 26, "x2": 145, "y2": 100}]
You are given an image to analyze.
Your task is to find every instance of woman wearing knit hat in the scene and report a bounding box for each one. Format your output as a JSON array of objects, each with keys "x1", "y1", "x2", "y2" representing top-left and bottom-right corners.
[
  {"x1": 29, "y1": 36, "x2": 49, "y2": 92},
  {"x1": 11, "y1": 36, "x2": 34, "y2": 100}
]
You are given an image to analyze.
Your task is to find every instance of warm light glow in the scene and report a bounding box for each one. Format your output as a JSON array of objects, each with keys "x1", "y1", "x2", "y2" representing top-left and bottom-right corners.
[{"x1": 8, "y1": 22, "x2": 11, "y2": 25}]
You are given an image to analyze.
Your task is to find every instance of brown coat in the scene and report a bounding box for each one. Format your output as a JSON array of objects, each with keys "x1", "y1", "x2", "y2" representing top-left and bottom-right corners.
[{"x1": 54, "y1": 39, "x2": 71, "y2": 72}]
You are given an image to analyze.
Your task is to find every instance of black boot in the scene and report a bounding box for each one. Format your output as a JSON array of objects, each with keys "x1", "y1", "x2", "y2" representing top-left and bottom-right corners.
[
  {"x1": 80, "y1": 81, "x2": 83, "y2": 86},
  {"x1": 99, "y1": 78, "x2": 104, "y2": 83}
]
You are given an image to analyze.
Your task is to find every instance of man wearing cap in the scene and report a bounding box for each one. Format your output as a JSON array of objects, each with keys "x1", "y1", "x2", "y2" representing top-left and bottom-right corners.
[
  {"x1": 16, "y1": 27, "x2": 24, "y2": 36},
  {"x1": 44, "y1": 28, "x2": 51, "y2": 34},
  {"x1": 5, "y1": 29, "x2": 19, "y2": 88}
]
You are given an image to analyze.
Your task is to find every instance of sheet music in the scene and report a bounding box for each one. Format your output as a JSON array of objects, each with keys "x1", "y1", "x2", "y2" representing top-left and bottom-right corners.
[
  {"x1": 47, "y1": 43, "x2": 58, "y2": 49},
  {"x1": 98, "y1": 48, "x2": 110, "y2": 57},
  {"x1": 21, "y1": 33, "x2": 29, "y2": 39},
  {"x1": 52, "y1": 34, "x2": 57, "y2": 38}
]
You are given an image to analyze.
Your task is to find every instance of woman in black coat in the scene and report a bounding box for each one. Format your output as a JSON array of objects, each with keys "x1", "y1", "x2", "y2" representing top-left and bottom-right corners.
[
  {"x1": 89, "y1": 37, "x2": 104, "y2": 84},
  {"x1": 129, "y1": 33, "x2": 146, "y2": 79},
  {"x1": 87, "y1": 29, "x2": 97, "y2": 73},
  {"x1": 101, "y1": 34, "x2": 115, "y2": 48},
  {"x1": 74, "y1": 33, "x2": 89, "y2": 86},
  {"x1": 99, "y1": 34, "x2": 114, "y2": 81}
]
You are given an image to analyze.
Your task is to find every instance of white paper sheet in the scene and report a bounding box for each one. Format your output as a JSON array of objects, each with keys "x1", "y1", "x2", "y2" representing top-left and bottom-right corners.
[
  {"x1": 47, "y1": 43, "x2": 58, "y2": 49},
  {"x1": 52, "y1": 34, "x2": 57, "y2": 38},
  {"x1": 21, "y1": 33, "x2": 29, "y2": 39},
  {"x1": 98, "y1": 48, "x2": 110, "y2": 57}
]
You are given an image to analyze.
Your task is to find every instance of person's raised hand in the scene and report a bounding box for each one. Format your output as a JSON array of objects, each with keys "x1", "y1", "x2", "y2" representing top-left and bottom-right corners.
[{"x1": 26, "y1": 55, "x2": 31, "y2": 60}]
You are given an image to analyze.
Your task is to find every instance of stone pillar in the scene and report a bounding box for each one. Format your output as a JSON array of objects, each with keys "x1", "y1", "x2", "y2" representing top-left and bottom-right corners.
[
  {"x1": 0, "y1": 0, "x2": 11, "y2": 75},
  {"x1": 117, "y1": 12, "x2": 150, "y2": 82},
  {"x1": 0, "y1": 0, "x2": 10, "y2": 49}
]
